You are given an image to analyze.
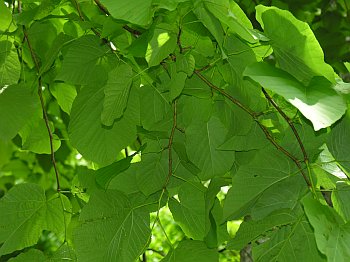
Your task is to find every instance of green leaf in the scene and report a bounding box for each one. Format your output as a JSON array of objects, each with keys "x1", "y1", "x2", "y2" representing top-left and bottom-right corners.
[
  {"x1": 332, "y1": 183, "x2": 350, "y2": 222},
  {"x1": 168, "y1": 182, "x2": 208, "y2": 240},
  {"x1": 169, "y1": 72, "x2": 187, "y2": 101},
  {"x1": 0, "y1": 3, "x2": 16, "y2": 32},
  {"x1": 253, "y1": 211, "x2": 325, "y2": 262},
  {"x1": 146, "y1": 23, "x2": 177, "y2": 67},
  {"x1": 102, "y1": 63, "x2": 134, "y2": 126},
  {"x1": 162, "y1": 240, "x2": 218, "y2": 262},
  {"x1": 95, "y1": 156, "x2": 133, "y2": 189},
  {"x1": 50, "y1": 83, "x2": 77, "y2": 115},
  {"x1": 0, "y1": 183, "x2": 71, "y2": 256},
  {"x1": 228, "y1": 209, "x2": 298, "y2": 250},
  {"x1": 176, "y1": 54, "x2": 195, "y2": 76},
  {"x1": 19, "y1": 120, "x2": 61, "y2": 154},
  {"x1": 73, "y1": 190, "x2": 150, "y2": 262},
  {"x1": 0, "y1": 41, "x2": 21, "y2": 86},
  {"x1": 204, "y1": 0, "x2": 257, "y2": 43},
  {"x1": 56, "y1": 35, "x2": 110, "y2": 85},
  {"x1": 136, "y1": 152, "x2": 168, "y2": 196},
  {"x1": 69, "y1": 83, "x2": 139, "y2": 165},
  {"x1": 186, "y1": 116, "x2": 235, "y2": 180},
  {"x1": 48, "y1": 244, "x2": 77, "y2": 262},
  {"x1": 0, "y1": 84, "x2": 40, "y2": 141},
  {"x1": 327, "y1": 112, "x2": 350, "y2": 173},
  {"x1": 255, "y1": 5, "x2": 335, "y2": 84},
  {"x1": 100, "y1": 0, "x2": 153, "y2": 26},
  {"x1": 244, "y1": 62, "x2": 346, "y2": 131},
  {"x1": 223, "y1": 147, "x2": 296, "y2": 220},
  {"x1": 303, "y1": 196, "x2": 350, "y2": 261}
]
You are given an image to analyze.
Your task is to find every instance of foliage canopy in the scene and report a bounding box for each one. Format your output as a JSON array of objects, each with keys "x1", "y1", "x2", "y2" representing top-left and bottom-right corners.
[{"x1": 0, "y1": 0, "x2": 350, "y2": 261}]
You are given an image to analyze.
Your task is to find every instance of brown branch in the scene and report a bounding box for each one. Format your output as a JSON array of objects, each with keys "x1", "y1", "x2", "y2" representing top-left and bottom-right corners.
[
  {"x1": 163, "y1": 100, "x2": 177, "y2": 188},
  {"x1": 177, "y1": 27, "x2": 183, "y2": 54},
  {"x1": 21, "y1": 19, "x2": 60, "y2": 191},
  {"x1": 93, "y1": 0, "x2": 142, "y2": 37},
  {"x1": 261, "y1": 88, "x2": 308, "y2": 163},
  {"x1": 194, "y1": 70, "x2": 311, "y2": 187}
]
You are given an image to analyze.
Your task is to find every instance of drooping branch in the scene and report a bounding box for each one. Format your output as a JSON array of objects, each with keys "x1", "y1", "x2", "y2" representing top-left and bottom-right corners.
[
  {"x1": 194, "y1": 70, "x2": 311, "y2": 187},
  {"x1": 21, "y1": 12, "x2": 60, "y2": 192},
  {"x1": 93, "y1": 0, "x2": 142, "y2": 37},
  {"x1": 261, "y1": 88, "x2": 308, "y2": 162}
]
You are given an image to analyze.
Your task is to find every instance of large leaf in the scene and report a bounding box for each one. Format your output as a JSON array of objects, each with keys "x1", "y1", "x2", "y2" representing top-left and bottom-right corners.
[
  {"x1": 69, "y1": 83, "x2": 139, "y2": 165},
  {"x1": 223, "y1": 147, "x2": 297, "y2": 220},
  {"x1": 0, "y1": 184, "x2": 71, "y2": 256},
  {"x1": 102, "y1": 63, "x2": 134, "y2": 126},
  {"x1": 327, "y1": 112, "x2": 350, "y2": 173},
  {"x1": 332, "y1": 183, "x2": 350, "y2": 222},
  {"x1": 162, "y1": 240, "x2": 218, "y2": 262},
  {"x1": 255, "y1": 5, "x2": 335, "y2": 84},
  {"x1": 244, "y1": 62, "x2": 346, "y2": 131},
  {"x1": 100, "y1": 0, "x2": 153, "y2": 26},
  {"x1": 253, "y1": 210, "x2": 325, "y2": 262},
  {"x1": 168, "y1": 182, "x2": 208, "y2": 240},
  {"x1": 56, "y1": 35, "x2": 110, "y2": 85},
  {"x1": 186, "y1": 116, "x2": 235, "y2": 180},
  {"x1": 303, "y1": 197, "x2": 350, "y2": 261},
  {"x1": 73, "y1": 190, "x2": 150, "y2": 262},
  {"x1": 0, "y1": 41, "x2": 21, "y2": 86},
  {"x1": 0, "y1": 84, "x2": 40, "y2": 141},
  {"x1": 228, "y1": 209, "x2": 298, "y2": 250},
  {"x1": 50, "y1": 83, "x2": 77, "y2": 115}
]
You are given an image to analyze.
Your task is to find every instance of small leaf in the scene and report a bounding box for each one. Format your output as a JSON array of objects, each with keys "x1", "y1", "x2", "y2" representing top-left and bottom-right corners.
[
  {"x1": 176, "y1": 54, "x2": 195, "y2": 76},
  {"x1": 0, "y1": 41, "x2": 21, "y2": 86},
  {"x1": 169, "y1": 72, "x2": 187, "y2": 101}
]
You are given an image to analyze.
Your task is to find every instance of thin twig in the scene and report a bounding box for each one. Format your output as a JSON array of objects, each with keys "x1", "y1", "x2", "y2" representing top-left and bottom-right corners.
[
  {"x1": 194, "y1": 70, "x2": 311, "y2": 187},
  {"x1": 261, "y1": 88, "x2": 308, "y2": 162},
  {"x1": 177, "y1": 27, "x2": 183, "y2": 54},
  {"x1": 163, "y1": 100, "x2": 177, "y2": 188},
  {"x1": 21, "y1": 11, "x2": 60, "y2": 192},
  {"x1": 93, "y1": 0, "x2": 142, "y2": 37}
]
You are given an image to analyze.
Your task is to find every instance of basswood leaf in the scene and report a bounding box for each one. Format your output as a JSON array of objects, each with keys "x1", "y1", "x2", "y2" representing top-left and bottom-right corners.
[
  {"x1": 186, "y1": 116, "x2": 235, "y2": 180},
  {"x1": 100, "y1": 0, "x2": 153, "y2": 26},
  {"x1": 50, "y1": 83, "x2": 77, "y2": 115},
  {"x1": 255, "y1": 5, "x2": 335, "y2": 84},
  {"x1": 228, "y1": 209, "x2": 298, "y2": 250},
  {"x1": 136, "y1": 152, "x2": 168, "y2": 196},
  {"x1": 0, "y1": 183, "x2": 71, "y2": 256},
  {"x1": 169, "y1": 72, "x2": 187, "y2": 101},
  {"x1": 223, "y1": 147, "x2": 296, "y2": 220},
  {"x1": 0, "y1": 3, "x2": 16, "y2": 32},
  {"x1": 0, "y1": 41, "x2": 21, "y2": 86},
  {"x1": 303, "y1": 196, "x2": 350, "y2": 261},
  {"x1": 56, "y1": 35, "x2": 109, "y2": 85},
  {"x1": 162, "y1": 240, "x2": 218, "y2": 262},
  {"x1": 69, "y1": 83, "x2": 139, "y2": 165},
  {"x1": 146, "y1": 23, "x2": 177, "y2": 67},
  {"x1": 253, "y1": 209, "x2": 324, "y2": 262},
  {"x1": 204, "y1": 0, "x2": 257, "y2": 43},
  {"x1": 168, "y1": 182, "x2": 208, "y2": 240},
  {"x1": 0, "y1": 84, "x2": 40, "y2": 141},
  {"x1": 176, "y1": 54, "x2": 195, "y2": 76},
  {"x1": 19, "y1": 120, "x2": 61, "y2": 154},
  {"x1": 73, "y1": 190, "x2": 150, "y2": 262},
  {"x1": 244, "y1": 62, "x2": 346, "y2": 131},
  {"x1": 332, "y1": 183, "x2": 350, "y2": 222},
  {"x1": 327, "y1": 112, "x2": 350, "y2": 173},
  {"x1": 102, "y1": 63, "x2": 133, "y2": 126}
]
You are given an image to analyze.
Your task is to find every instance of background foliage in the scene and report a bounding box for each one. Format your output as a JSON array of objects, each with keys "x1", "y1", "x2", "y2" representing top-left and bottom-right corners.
[{"x1": 0, "y1": 0, "x2": 350, "y2": 261}]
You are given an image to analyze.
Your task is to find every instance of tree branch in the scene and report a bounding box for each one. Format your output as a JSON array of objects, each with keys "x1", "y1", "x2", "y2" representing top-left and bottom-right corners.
[
  {"x1": 261, "y1": 88, "x2": 308, "y2": 162},
  {"x1": 21, "y1": 10, "x2": 60, "y2": 192},
  {"x1": 194, "y1": 70, "x2": 311, "y2": 187},
  {"x1": 93, "y1": 0, "x2": 142, "y2": 37}
]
